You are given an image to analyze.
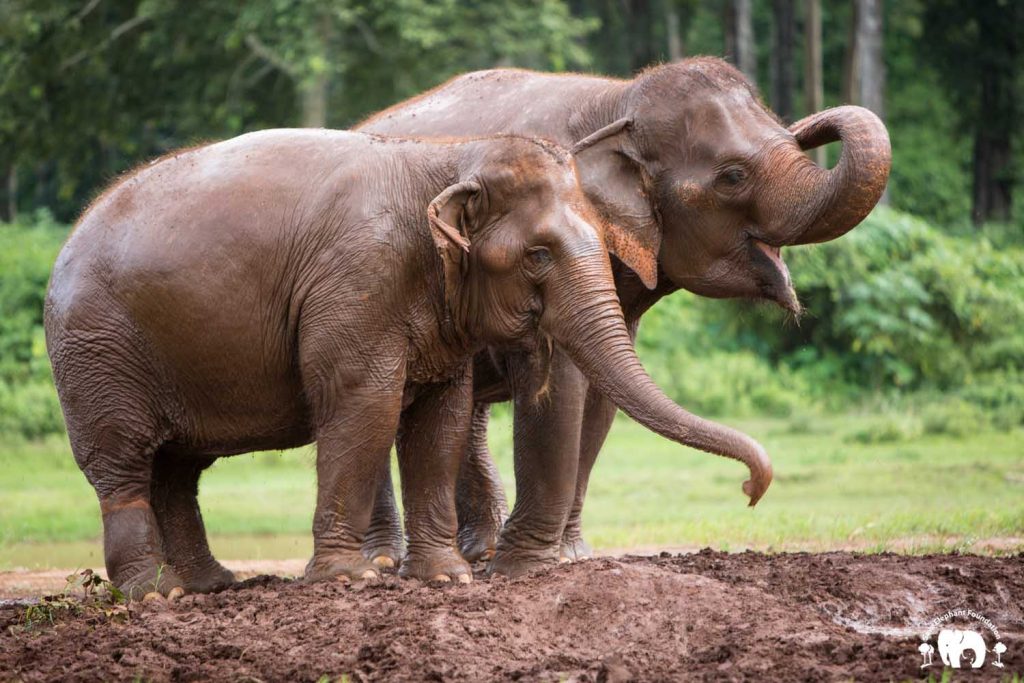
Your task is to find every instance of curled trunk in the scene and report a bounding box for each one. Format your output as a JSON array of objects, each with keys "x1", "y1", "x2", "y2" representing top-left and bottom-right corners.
[
  {"x1": 761, "y1": 105, "x2": 891, "y2": 245},
  {"x1": 541, "y1": 254, "x2": 773, "y2": 505}
]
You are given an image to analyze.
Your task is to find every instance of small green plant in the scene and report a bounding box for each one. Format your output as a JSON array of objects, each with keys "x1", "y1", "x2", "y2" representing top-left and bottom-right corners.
[{"x1": 16, "y1": 569, "x2": 127, "y2": 632}]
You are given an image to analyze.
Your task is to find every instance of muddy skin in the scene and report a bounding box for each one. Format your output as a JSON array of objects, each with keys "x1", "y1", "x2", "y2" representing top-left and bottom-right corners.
[
  {"x1": 47, "y1": 130, "x2": 772, "y2": 598},
  {"x1": 359, "y1": 57, "x2": 891, "y2": 575},
  {"x1": 3, "y1": 551, "x2": 1019, "y2": 681}
]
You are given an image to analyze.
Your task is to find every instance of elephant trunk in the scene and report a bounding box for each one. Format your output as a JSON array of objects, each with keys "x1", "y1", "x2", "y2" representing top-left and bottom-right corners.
[
  {"x1": 761, "y1": 105, "x2": 891, "y2": 246},
  {"x1": 540, "y1": 251, "x2": 772, "y2": 506}
]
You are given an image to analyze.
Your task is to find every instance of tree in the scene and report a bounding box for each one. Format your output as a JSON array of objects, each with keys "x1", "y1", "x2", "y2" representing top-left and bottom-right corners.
[
  {"x1": 803, "y1": 0, "x2": 825, "y2": 166},
  {"x1": 845, "y1": 0, "x2": 885, "y2": 119},
  {"x1": 724, "y1": 0, "x2": 757, "y2": 83},
  {"x1": 770, "y1": 0, "x2": 796, "y2": 121},
  {"x1": 923, "y1": 0, "x2": 1023, "y2": 225}
]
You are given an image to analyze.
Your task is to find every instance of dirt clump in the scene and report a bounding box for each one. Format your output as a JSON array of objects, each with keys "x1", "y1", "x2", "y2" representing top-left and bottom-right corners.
[{"x1": 1, "y1": 551, "x2": 1021, "y2": 681}]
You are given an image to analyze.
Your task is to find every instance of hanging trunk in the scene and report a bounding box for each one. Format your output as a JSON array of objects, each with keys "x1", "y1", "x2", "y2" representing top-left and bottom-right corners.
[
  {"x1": 541, "y1": 254, "x2": 773, "y2": 506},
  {"x1": 803, "y1": 0, "x2": 826, "y2": 167}
]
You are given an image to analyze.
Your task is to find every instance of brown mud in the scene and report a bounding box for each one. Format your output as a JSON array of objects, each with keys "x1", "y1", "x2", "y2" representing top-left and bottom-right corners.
[{"x1": 1, "y1": 551, "x2": 1022, "y2": 681}]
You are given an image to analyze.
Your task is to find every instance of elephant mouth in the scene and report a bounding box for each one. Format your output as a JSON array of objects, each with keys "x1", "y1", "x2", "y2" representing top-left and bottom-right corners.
[{"x1": 750, "y1": 238, "x2": 800, "y2": 315}]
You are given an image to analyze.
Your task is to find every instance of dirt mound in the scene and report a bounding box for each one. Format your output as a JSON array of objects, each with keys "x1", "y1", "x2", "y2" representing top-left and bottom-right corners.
[{"x1": 2, "y1": 551, "x2": 1021, "y2": 681}]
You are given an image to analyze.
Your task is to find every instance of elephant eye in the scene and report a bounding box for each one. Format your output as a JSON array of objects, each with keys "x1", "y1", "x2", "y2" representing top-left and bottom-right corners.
[
  {"x1": 525, "y1": 246, "x2": 553, "y2": 273},
  {"x1": 526, "y1": 246, "x2": 552, "y2": 265},
  {"x1": 718, "y1": 168, "x2": 746, "y2": 187}
]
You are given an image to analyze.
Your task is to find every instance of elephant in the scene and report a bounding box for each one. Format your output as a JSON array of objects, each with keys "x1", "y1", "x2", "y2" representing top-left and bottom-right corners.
[
  {"x1": 45, "y1": 129, "x2": 771, "y2": 598},
  {"x1": 358, "y1": 56, "x2": 891, "y2": 575},
  {"x1": 938, "y1": 629, "x2": 987, "y2": 669}
]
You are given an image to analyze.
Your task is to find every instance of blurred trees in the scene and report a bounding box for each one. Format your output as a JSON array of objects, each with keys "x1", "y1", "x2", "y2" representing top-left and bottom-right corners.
[
  {"x1": 921, "y1": 0, "x2": 1023, "y2": 226},
  {"x1": 1, "y1": 0, "x2": 1022, "y2": 229}
]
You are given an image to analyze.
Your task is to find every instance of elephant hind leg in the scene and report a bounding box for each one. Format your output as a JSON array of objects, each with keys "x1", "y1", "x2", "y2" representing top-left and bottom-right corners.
[
  {"x1": 55, "y1": 335, "x2": 184, "y2": 600},
  {"x1": 71, "y1": 426, "x2": 185, "y2": 600},
  {"x1": 150, "y1": 450, "x2": 235, "y2": 593}
]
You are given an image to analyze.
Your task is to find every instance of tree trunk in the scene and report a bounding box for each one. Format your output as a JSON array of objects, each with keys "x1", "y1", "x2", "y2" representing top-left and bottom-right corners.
[
  {"x1": 5, "y1": 165, "x2": 16, "y2": 223},
  {"x1": 724, "y1": 0, "x2": 757, "y2": 83},
  {"x1": 666, "y1": 0, "x2": 684, "y2": 62},
  {"x1": 972, "y1": 70, "x2": 1014, "y2": 225},
  {"x1": 627, "y1": 0, "x2": 656, "y2": 71},
  {"x1": 770, "y1": 0, "x2": 796, "y2": 121},
  {"x1": 803, "y1": 0, "x2": 826, "y2": 167},
  {"x1": 844, "y1": 0, "x2": 886, "y2": 202},
  {"x1": 300, "y1": 74, "x2": 328, "y2": 128},
  {"x1": 853, "y1": 0, "x2": 884, "y2": 119}
]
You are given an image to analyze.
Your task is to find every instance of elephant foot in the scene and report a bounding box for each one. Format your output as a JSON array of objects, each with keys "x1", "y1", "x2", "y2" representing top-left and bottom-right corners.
[
  {"x1": 559, "y1": 533, "x2": 593, "y2": 563},
  {"x1": 305, "y1": 550, "x2": 380, "y2": 583},
  {"x1": 176, "y1": 559, "x2": 236, "y2": 594},
  {"x1": 486, "y1": 546, "x2": 560, "y2": 579},
  {"x1": 457, "y1": 519, "x2": 502, "y2": 563},
  {"x1": 361, "y1": 528, "x2": 405, "y2": 570},
  {"x1": 399, "y1": 547, "x2": 473, "y2": 584},
  {"x1": 117, "y1": 563, "x2": 187, "y2": 602}
]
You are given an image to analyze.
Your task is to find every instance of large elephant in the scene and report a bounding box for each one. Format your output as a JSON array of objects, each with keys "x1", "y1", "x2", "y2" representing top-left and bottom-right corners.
[
  {"x1": 45, "y1": 130, "x2": 770, "y2": 597},
  {"x1": 359, "y1": 57, "x2": 890, "y2": 574}
]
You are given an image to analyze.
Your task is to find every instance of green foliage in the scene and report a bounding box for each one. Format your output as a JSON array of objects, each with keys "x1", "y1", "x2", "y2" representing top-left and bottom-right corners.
[
  {"x1": 695, "y1": 208, "x2": 1024, "y2": 393},
  {"x1": 0, "y1": 211, "x2": 67, "y2": 438},
  {"x1": 920, "y1": 398, "x2": 989, "y2": 438}
]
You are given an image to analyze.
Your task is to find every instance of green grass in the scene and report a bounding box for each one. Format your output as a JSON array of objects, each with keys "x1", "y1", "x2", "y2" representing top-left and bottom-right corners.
[{"x1": 1, "y1": 410, "x2": 1022, "y2": 570}]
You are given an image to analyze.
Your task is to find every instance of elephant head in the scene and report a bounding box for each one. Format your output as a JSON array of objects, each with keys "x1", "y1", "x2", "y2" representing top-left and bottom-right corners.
[
  {"x1": 427, "y1": 138, "x2": 772, "y2": 504},
  {"x1": 937, "y1": 629, "x2": 987, "y2": 669},
  {"x1": 569, "y1": 57, "x2": 891, "y2": 312}
]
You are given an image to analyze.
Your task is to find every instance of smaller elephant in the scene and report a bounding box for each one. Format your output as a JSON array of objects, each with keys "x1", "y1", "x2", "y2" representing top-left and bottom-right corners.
[
  {"x1": 938, "y1": 628, "x2": 987, "y2": 669},
  {"x1": 47, "y1": 129, "x2": 771, "y2": 598}
]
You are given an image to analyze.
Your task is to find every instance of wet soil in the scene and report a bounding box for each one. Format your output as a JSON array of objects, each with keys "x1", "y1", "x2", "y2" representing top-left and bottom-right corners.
[{"x1": 1, "y1": 551, "x2": 1021, "y2": 681}]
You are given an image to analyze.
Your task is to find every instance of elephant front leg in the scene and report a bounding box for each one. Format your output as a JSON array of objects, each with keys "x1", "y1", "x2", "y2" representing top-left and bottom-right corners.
[
  {"x1": 396, "y1": 371, "x2": 474, "y2": 583},
  {"x1": 455, "y1": 402, "x2": 509, "y2": 562},
  {"x1": 489, "y1": 348, "x2": 585, "y2": 577},
  {"x1": 306, "y1": 385, "x2": 404, "y2": 583},
  {"x1": 560, "y1": 386, "x2": 618, "y2": 562}
]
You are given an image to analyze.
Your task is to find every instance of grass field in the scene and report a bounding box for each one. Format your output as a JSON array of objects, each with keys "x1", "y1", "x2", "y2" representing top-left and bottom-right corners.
[{"x1": 1, "y1": 410, "x2": 1022, "y2": 570}]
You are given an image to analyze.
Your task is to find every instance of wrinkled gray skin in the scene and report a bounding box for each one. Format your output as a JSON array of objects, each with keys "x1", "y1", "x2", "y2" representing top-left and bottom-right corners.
[
  {"x1": 45, "y1": 130, "x2": 771, "y2": 598},
  {"x1": 359, "y1": 57, "x2": 891, "y2": 575}
]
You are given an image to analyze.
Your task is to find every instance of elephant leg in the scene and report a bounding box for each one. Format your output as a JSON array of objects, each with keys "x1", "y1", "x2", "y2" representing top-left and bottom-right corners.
[
  {"x1": 396, "y1": 371, "x2": 473, "y2": 583},
  {"x1": 455, "y1": 402, "x2": 509, "y2": 562},
  {"x1": 150, "y1": 451, "x2": 235, "y2": 594},
  {"x1": 560, "y1": 386, "x2": 617, "y2": 562},
  {"x1": 62, "y1": 380, "x2": 183, "y2": 598},
  {"x1": 305, "y1": 384, "x2": 404, "y2": 583},
  {"x1": 488, "y1": 348, "x2": 585, "y2": 577},
  {"x1": 362, "y1": 463, "x2": 405, "y2": 568}
]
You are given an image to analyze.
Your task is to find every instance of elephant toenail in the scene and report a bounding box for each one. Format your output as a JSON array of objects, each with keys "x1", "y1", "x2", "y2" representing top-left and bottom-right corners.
[
  {"x1": 142, "y1": 591, "x2": 165, "y2": 603},
  {"x1": 431, "y1": 574, "x2": 453, "y2": 583},
  {"x1": 372, "y1": 556, "x2": 396, "y2": 569},
  {"x1": 457, "y1": 574, "x2": 472, "y2": 584},
  {"x1": 360, "y1": 569, "x2": 379, "y2": 580},
  {"x1": 166, "y1": 586, "x2": 185, "y2": 603}
]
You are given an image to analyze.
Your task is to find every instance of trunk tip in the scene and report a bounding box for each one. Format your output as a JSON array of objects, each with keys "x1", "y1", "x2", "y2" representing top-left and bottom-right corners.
[{"x1": 742, "y1": 459, "x2": 773, "y2": 507}]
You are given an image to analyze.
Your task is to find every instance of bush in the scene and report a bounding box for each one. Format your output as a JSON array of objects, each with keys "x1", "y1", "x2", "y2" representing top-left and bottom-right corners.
[
  {"x1": 0, "y1": 211, "x2": 68, "y2": 438},
  {"x1": 920, "y1": 399, "x2": 989, "y2": 438},
  {"x1": 0, "y1": 381, "x2": 65, "y2": 440}
]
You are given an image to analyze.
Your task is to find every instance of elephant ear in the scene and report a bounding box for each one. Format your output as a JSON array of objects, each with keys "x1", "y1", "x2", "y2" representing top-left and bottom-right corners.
[
  {"x1": 427, "y1": 181, "x2": 480, "y2": 316},
  {"x1": 571, "y1": 118, "x2": 660, "y2": 289}
]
